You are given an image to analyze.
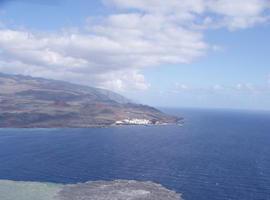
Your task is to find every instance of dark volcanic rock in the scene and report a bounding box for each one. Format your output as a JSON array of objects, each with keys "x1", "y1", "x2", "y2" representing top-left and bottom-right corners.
[{"x1": 0, "y1": 73, "x2": 182, "y2": 127}]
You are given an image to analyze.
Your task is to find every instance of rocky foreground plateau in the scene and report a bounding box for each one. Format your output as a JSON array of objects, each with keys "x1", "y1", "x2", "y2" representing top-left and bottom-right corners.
[{"x1": 0, "y1": 180, "x2": 183, "y2": 200}]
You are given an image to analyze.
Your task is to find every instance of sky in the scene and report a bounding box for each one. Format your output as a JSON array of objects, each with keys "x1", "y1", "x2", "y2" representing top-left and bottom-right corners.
[{"x1": 0, "y1": 0, "x2": 270, "y2": 110}]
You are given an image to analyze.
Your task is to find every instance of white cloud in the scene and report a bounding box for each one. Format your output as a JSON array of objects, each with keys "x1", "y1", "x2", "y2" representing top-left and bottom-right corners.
[
  {"x1": 172, "y1": 82, "x2": 270, "y2": 95},
  {"x1": 97, "y1": 70, "x2": 150, "y2": 91},
  {"x1": 0, "y1": 29, "x2": 152, "y2": 91},
  {"x1": 0, "y1": 12, "x2": 207, "y2": 91},
  {"x1": 174, "y1": 83, "x2": 190, "y2": 91},
  {"x1": 212, "y1": 84, "x2": 224, "y2": 90},
  {"x1": 105, "y1": 0, "x2": 270, "y2": 29},
  {"x1": 235, "y1": 83, "x2": 255, "y2": 91},
  {"x1": 0, "y1": 0, "x2": 269, "y2": 92},
  {"x1": 209, "y1": 0, "x2": 270, "y2": 29}
]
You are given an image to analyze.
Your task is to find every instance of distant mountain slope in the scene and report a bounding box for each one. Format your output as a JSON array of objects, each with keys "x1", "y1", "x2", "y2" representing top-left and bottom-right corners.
[{"x1": 0, "y1": 73, "x2": 181, "y2": 127}]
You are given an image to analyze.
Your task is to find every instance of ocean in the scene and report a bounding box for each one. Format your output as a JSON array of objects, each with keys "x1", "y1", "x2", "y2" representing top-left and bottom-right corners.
[{"x1": 0, "y1": 109, "x2": 270, "y2": 200}]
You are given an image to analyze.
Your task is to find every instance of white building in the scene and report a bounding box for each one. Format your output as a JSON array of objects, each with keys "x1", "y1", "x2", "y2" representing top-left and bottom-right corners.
[{"x1": 115, "y1": 118, "x2": 151, "y2": 125}]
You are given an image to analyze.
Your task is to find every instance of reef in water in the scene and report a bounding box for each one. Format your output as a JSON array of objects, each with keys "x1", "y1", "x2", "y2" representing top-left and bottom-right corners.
[{"x1": 0, "y1": 180, "x2": 182, "y2": 200}]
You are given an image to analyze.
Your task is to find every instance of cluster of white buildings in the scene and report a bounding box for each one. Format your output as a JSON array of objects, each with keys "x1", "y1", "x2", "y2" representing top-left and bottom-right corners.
[{"x1": 115, "y1": 118, "x2": 152, "y2": 125}]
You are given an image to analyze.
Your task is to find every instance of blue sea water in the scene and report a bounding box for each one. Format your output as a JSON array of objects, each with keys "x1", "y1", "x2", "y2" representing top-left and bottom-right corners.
[{"x1": 0, "y1": 109, "x2": 270, "y2": 200}]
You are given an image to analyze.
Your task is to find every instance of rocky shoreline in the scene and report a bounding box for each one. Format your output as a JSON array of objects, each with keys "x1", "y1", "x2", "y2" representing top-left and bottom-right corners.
[{"x1": 0, "y1": 180, "x2": 183, "y2": 200}]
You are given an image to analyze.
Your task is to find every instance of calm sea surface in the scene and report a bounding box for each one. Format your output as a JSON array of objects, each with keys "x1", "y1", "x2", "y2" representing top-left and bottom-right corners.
[{"x1": 0, "y1": 109, "x2": 270, "y2": 200}]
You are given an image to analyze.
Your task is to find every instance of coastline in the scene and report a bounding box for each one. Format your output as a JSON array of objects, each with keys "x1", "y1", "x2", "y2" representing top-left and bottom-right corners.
[
  {"x1": 0, "y1": 117, "x2": 184, "y2": 128},
  {"x1": 0, "y1": 179, "x2": 183, "y2": 200}
]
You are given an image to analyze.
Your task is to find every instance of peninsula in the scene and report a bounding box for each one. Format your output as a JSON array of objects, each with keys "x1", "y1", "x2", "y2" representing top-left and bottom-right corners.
[{"x1": 0, "y1": 73, "x2": 181, "y2": 128}]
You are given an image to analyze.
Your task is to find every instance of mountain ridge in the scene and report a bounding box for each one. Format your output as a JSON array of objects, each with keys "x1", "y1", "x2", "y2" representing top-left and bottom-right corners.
[{"x1": 0, "y1": 73, "x2": 181, "y2": 128}]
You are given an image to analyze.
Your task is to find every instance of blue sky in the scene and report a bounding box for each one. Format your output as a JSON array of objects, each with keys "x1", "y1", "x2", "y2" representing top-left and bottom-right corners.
[{"x1": 0, "y1": 0, "x2": 270, "y2": 110}]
